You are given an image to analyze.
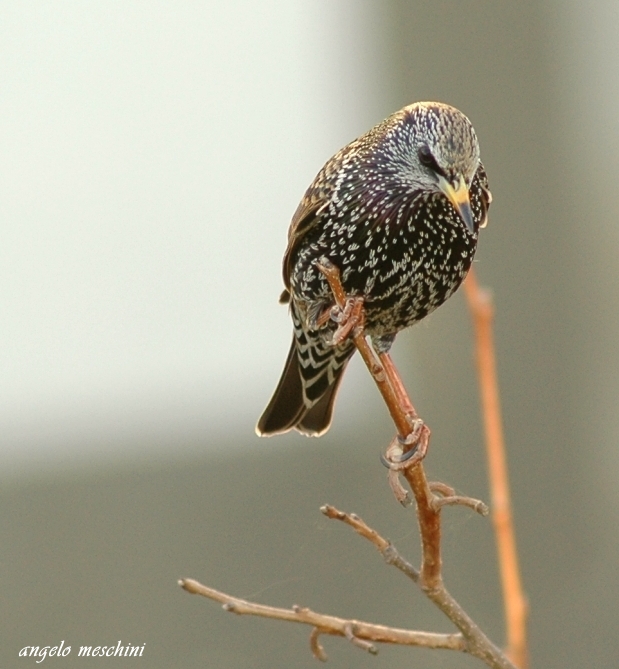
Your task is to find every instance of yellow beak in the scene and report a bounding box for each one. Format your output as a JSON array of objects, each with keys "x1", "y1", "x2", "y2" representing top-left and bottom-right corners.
[{"x1": 438, "y1": 174, "x2": 475, "y2": 233}]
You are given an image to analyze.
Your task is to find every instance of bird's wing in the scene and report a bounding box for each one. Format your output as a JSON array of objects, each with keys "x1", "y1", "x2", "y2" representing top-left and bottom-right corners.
[
  {"x1": 281, "y1": 191, "x2": 328, "y2": 297},
  {"x1": 279, "y1": 142, "x2": 357, "y2": 302}
]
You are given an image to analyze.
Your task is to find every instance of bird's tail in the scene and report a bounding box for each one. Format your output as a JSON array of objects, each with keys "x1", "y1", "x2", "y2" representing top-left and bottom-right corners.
[{"x1": 256, "y1": 322, "x2": 354, "y2": 438}]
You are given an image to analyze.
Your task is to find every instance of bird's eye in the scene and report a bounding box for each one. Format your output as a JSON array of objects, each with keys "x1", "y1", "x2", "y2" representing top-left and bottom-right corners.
[{"x1": 417, "y1": 146, "x2": 443, "y2": 175}]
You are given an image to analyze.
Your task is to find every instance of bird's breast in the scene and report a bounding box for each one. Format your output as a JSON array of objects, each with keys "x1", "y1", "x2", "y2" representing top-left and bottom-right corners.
[{"x1": 290, "y1": 184, "x2": 479, "y2": 337}]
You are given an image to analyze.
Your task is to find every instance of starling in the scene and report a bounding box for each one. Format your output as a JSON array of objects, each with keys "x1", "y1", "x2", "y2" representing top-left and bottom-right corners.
[{"x1": 256, "y1": 102, "x2": 491, "y2": 438}]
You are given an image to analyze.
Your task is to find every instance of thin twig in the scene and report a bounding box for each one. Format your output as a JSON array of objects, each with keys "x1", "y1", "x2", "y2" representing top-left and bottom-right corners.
[
  {"x1": 309, "y1": 627, "x2": 328, "y2": 662},
  {"x1": 321, "y1": 506, "x2": 517, "y2": 668},
  {"x1": 179, "y1": 578, "x2": 466, "y2": 660},
  {"x1": 432, "y1": 494, "x2": 489, "y2": 515},
  {"x1": 428, "y1": 481, "x2": 490, "y2": 515},
  {"x1": 464, "y1": 268, "x2": 529, "y2": 668},
  {"x1": 320, "y1": 504, "x2": 420, "y2": 581}
]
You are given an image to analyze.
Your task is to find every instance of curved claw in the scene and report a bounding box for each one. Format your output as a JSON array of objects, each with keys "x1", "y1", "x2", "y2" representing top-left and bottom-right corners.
[
  {"x1": 379, "y1": 442, "x2": 421, "y2": 470},
  {"x1": 394, "y1": 442, "x2": 420, "y2": 462},
  {"x1": 379, "y1": 452, "x2": 391, "y2": 469},
  {"x1": 382, "y1": 422, "x2": 430, "y2": 475}
]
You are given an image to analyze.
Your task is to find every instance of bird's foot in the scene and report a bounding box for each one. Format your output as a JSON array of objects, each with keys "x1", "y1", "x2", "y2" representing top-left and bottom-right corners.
[
  {"x1": 381, "y1": 420, "x2": 430, "y2": 506},
  {"x1": 315, "y1": 258, "x2": 366, "y2": 346},
  {"x1": 388, "y1": 418, "x2": 430, "y2": 467},
  {"x1": 327, "y1": 296, "x2": 365, "y2": 346}
]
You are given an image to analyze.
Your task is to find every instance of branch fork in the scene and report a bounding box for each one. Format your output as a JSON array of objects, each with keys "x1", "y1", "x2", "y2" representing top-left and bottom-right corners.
[{"x1": 180, "y1": 262, "x2": 525, "y2": 669}]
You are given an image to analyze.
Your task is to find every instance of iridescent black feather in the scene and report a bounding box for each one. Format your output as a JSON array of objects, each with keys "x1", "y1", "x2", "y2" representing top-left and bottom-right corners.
[{"x1": 257, "y1": 102, "x2": 491, "y2": 437}]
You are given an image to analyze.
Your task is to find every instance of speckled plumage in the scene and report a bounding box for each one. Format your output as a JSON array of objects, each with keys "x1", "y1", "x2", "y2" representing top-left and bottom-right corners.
[{"x1": 257, "y1": 102, "x2": 491, "y2": 438}]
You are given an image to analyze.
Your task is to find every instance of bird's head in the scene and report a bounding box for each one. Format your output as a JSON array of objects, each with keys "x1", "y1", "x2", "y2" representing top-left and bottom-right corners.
[{"x1": 395, "y1": 102, "x2": 481, "y2": 232}]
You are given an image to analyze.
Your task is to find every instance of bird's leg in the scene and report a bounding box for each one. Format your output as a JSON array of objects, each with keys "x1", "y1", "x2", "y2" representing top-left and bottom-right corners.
[
  {"x1": 371, "y1": 348, "x2": 430, "y2": 469},
  {"x1": 378, "y1": 352, "x2": 419, "y2": 425}
]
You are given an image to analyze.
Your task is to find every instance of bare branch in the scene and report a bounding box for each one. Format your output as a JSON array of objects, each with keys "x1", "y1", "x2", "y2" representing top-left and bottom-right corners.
[
  {"x1": 179, "y1": 578, "x2": 466, "y2": 660},
  {"x1": 464, "y1": 268, "x2": 529, "y2": 668},
  {"x1": 317, "y1": 262, "x2": 517, "y2": 669},
  {"x1": 321, "y1": 504, "x2": 514, "y2": 669},
  {"x1": 321, "y1": 504, "x2": 420, "y2": 582},
  {"x1": 181, "y1": 262, "x2": 522, "y2": 669}
]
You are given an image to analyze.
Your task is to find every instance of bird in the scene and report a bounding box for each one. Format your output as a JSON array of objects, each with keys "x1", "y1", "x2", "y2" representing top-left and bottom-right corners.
[{"x1": 256, "y1": 102, "x2": 491, "y2": 438}]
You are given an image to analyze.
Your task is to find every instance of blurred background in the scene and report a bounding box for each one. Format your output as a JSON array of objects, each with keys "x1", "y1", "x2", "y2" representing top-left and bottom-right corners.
[{"x1": 2, "y1": 2, "x2": 619, "y2": 667}]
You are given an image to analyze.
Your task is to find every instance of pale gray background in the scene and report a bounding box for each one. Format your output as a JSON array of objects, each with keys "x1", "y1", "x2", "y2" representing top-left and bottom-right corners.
[{"x1": 3, "y1": 2, "x2": 619, "y2": 667}]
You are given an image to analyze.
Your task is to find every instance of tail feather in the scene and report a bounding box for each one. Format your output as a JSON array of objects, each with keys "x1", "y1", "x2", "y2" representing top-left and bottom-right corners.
[
  {"x1": 256, "y1": 333, "x2": 353, "y2": 438},
  {"x1": 295, "y1": 367, "x2": 346, "y2": 436},
  {"x1": 256, "y1": 338, "x2": 306, "y2": 436}
]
